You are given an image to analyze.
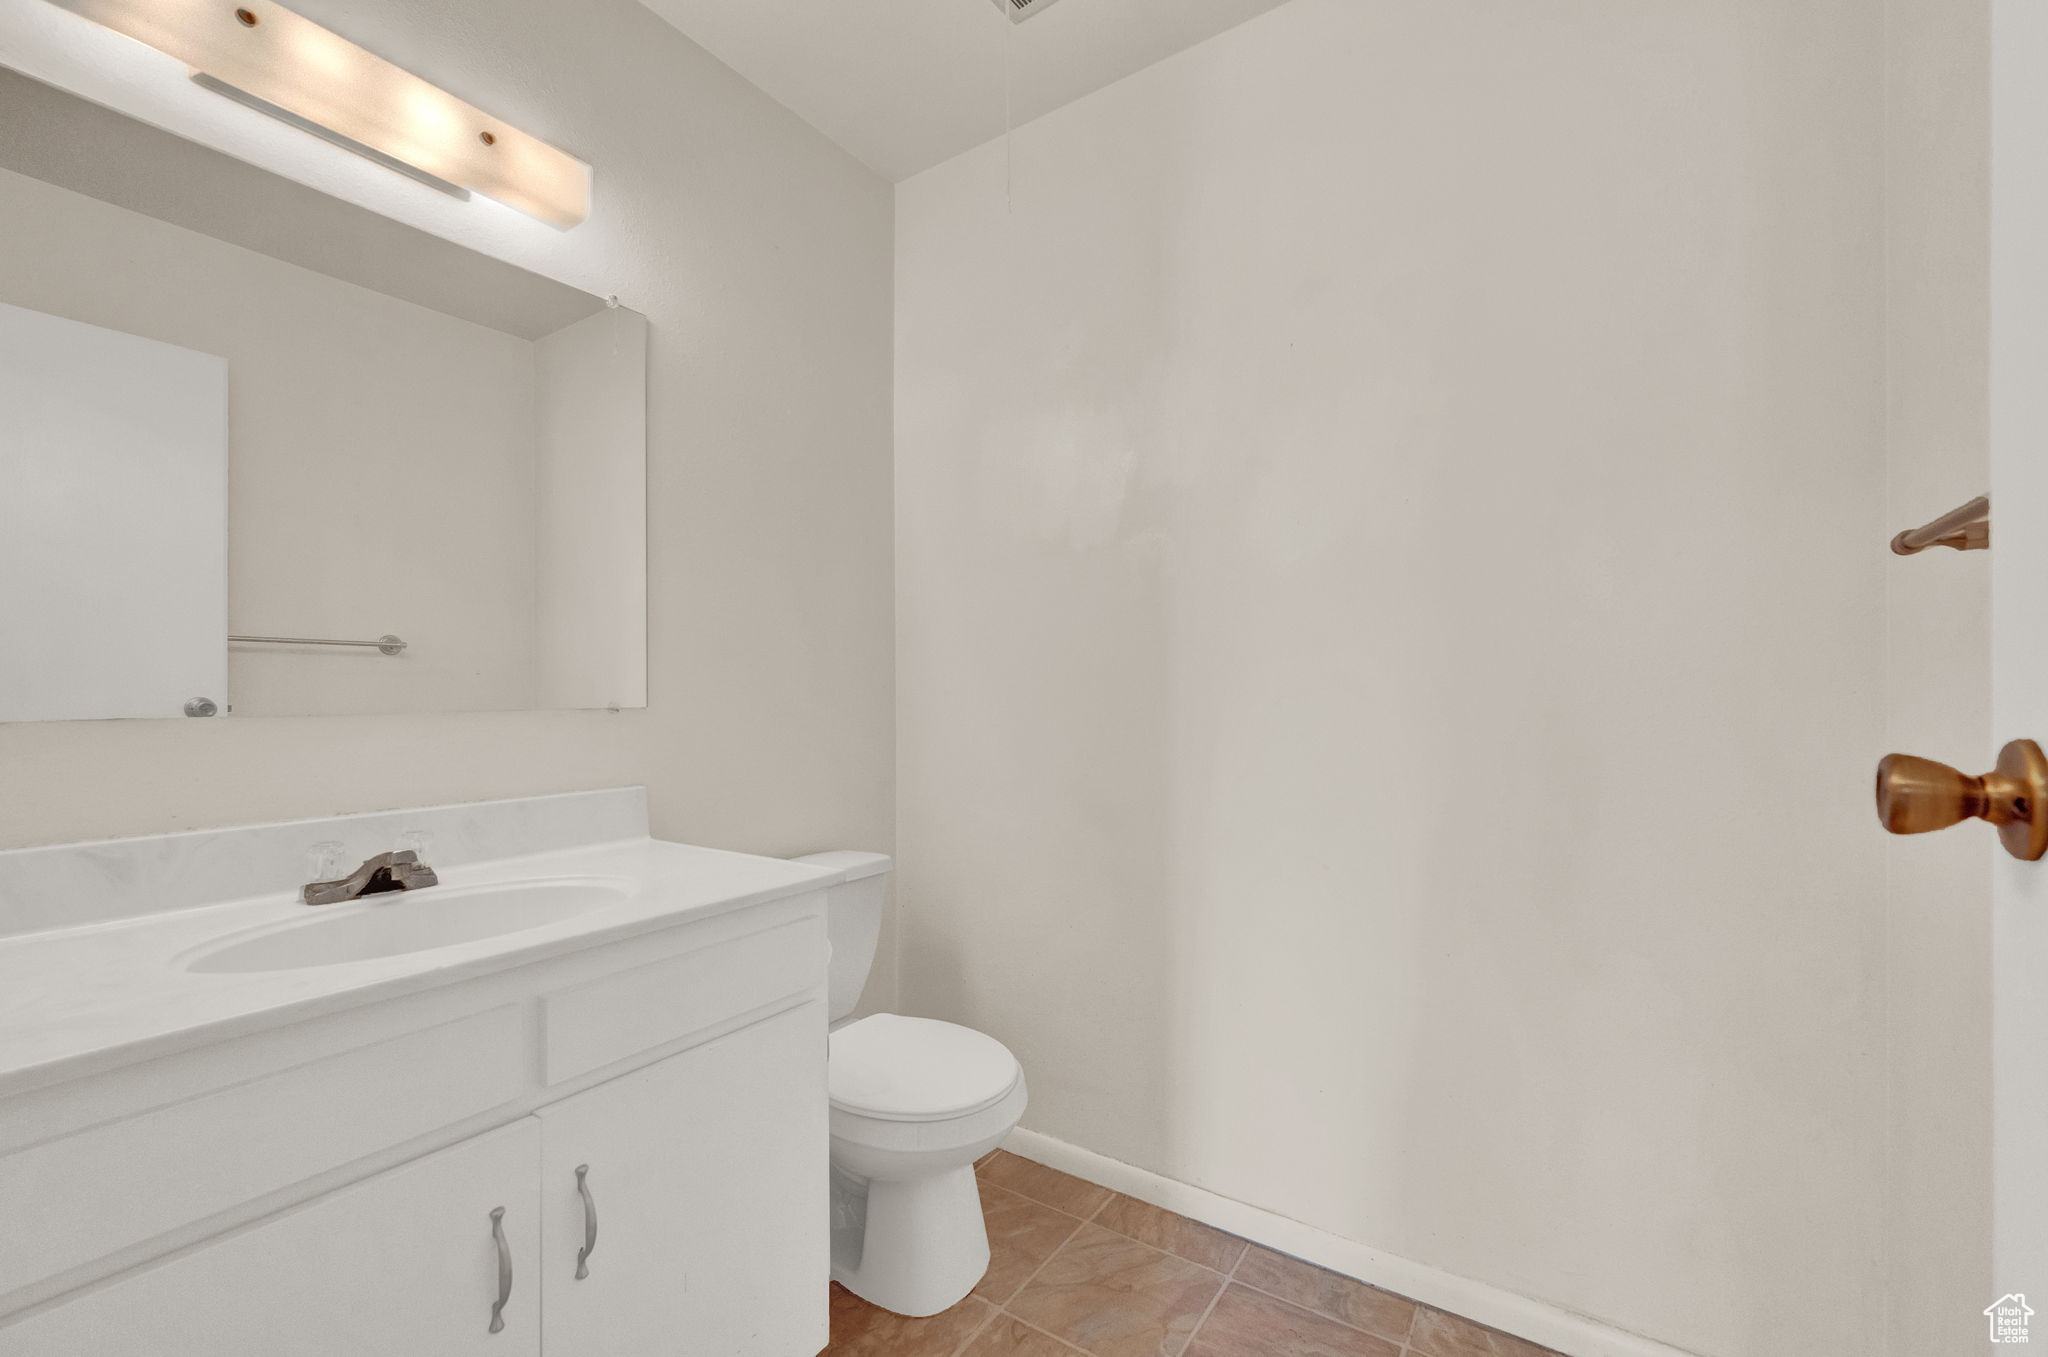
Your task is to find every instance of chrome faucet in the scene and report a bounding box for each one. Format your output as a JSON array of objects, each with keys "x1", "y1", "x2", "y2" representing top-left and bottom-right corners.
[{"x1": 302, "y1": 850, "x2": 439, "y2": 906}]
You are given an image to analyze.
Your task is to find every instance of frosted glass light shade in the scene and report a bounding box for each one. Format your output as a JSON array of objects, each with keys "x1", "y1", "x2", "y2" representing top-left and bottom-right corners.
[
  {"x1": 42, "y1": 0, "x2": 591, "y2": 228},
  {"x1": 989, "y1": 0, "x2": 1071, "y2": 22}
]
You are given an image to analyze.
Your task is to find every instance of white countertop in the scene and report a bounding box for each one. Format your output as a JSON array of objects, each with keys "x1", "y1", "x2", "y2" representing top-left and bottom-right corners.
[{"x1": 0, "y1": 836, "x2": 837, "y2": 1098}]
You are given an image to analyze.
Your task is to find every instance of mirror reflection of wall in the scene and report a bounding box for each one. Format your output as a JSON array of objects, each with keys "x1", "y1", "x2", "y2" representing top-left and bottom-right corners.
[{"x1": 0, "y1": 67, "x2": 647, "y2": 721}]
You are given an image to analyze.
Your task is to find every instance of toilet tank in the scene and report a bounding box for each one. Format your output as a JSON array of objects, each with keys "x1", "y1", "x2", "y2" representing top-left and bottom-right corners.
[{"x1": 793, "y1": 851, "x2": 892, "y2": 1022}]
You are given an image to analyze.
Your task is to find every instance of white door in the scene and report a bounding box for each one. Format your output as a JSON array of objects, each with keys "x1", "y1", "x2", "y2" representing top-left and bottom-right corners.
[
  {"x1": 0, "y1": 301, "x2": 228, "y2": 722},
  {"x1": 0, "y1": 1121, "x2": 542, "y2": 1357},
  {"x1": 538, "y1": 1003, "x2": 828, "y2": 1357},
  {"x1": 1992, "y1": 0, "x2": 2048, "y2": 1308}
]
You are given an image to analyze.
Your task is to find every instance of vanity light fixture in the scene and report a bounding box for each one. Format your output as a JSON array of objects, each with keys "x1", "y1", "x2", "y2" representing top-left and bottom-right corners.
[
  {"x1": 990, "y1": 0, "x2": 1072, "y2": 22},
  {"x1": 39, "y1": 0, "x2": 592, "y2": 228}
]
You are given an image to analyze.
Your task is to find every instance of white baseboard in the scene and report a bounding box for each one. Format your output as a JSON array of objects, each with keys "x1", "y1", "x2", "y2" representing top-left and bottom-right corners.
[{"x1": 1003, "y1": 1127, "x2": 1704, "y2": 1357}]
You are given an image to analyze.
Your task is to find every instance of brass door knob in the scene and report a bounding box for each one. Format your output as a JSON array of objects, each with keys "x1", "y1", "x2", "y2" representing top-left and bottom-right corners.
[{"x1": 1876, "y1": 739, "x2": 2048, "y2": 860}]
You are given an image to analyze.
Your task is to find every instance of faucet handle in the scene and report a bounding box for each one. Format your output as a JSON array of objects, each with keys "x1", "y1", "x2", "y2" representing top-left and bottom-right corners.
[
  {"x1": 306, "y1": 841, "x2": 347, "y2": 881},
  {"x1": 390, "y1": 830, "x2": 440, "y2": 892}
]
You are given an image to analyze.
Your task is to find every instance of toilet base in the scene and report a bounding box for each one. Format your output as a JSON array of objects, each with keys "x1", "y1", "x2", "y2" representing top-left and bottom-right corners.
[{"x1": 831, "y1": 1163, "x2": 991, "y2": 1317}]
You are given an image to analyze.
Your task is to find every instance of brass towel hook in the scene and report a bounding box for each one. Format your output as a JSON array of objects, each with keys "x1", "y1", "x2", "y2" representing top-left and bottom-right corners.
[
  {"x1": 1891, "y1": 494, "x2": 1989, "y2": 555},
  {"x1": 1875, "y1": 739, "x2": 2048, "y2": 860}
]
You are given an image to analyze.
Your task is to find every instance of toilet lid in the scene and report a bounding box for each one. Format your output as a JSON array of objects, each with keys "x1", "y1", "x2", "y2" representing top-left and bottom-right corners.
[{"x1": 829, "y1": 1014, "x2": 1021, "y2": 1122}]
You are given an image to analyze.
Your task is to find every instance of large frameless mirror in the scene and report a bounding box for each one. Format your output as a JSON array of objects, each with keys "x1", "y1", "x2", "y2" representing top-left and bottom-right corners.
[{"x1": 0, "y1": 66, "x2": 646, "y2": 721}]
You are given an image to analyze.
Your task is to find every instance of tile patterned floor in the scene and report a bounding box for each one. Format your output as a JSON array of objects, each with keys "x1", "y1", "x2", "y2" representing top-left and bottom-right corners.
[{"x1": 824, "y1": 1151, "x2": 1567, "y2": 1357}]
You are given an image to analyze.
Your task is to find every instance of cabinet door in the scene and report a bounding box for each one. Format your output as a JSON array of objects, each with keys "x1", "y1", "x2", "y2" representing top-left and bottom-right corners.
[
  {"x1": 539, "y1": 1002, "x2": 827, "y2": 1356},
  {"x1": 0, "y1": 1121, "x2": 541, "y2": 1357}
]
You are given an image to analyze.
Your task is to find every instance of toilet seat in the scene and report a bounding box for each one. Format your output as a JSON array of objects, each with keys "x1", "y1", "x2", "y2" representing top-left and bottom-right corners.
[{"x1": 829, "y1": 1014, "x2": 1021, "y2": 1122}]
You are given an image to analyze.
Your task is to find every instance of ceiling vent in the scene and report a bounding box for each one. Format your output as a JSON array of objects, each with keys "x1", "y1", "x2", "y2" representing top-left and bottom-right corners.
[{"x1": 990, "y1": 0, "x2": 1069, "y2": 22}]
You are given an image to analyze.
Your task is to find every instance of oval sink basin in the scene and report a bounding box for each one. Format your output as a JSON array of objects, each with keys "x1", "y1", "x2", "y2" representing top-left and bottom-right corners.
[{"x1": 185, "y1": 879, "x2": 632, "y2": 973}]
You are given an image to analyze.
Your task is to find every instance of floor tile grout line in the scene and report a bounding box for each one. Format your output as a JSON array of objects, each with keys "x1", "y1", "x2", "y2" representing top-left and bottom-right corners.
[
  {"x1": 997, "y1": 1210, "x2": 1225, "y2": 1356},
  {"x1": 987, "y1": 1158, "x2": 1244, "y2": 1293},
  {"x1": 1013, "y1": 1220, "x2": 1233, "y2": 1357},
  {"x1": 996, "y1": 1309, "x2": 1096, "y2": 1356},
  {"x1": 1082, "y1": 1186, "x2": 1247, "y2": 1277},
  {"x1": 991, "y1": 1206, "x2": 1090, "y2": 1308},
  {"x1": 947, "y1": 1300, "x2": 1003, "y2": 1357},
  {"x1": 994, "y1": 1154, "x2": 1248, "y2": 1277},
  {"x1": 1090, "y1": 1221, "x2": 1243, "y2": 1277},
  {"x1": 1178, "y1": 1271, "x2": 1235, "y2": 1354},
  {"x1": 1061, "y1": 1218, "x2": 1231, "y2": 1284},
  {"x1": 982, "y1": 1179, "x2": 1093, "y2": 1229},
  {"x1": 1220, "y1": 1273, "x2": 1417, "y2": 1349},
  {"x1": 979, "y1": 1158, "x2": 1110, "y2": 1228}
]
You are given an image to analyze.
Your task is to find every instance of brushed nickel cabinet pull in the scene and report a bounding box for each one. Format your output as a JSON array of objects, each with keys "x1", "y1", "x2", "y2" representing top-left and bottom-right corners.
[
  {"x1": 488, "y1": 1206, "x2": 512, "y2": 1334},
  {"x1": 574, "y1": 1164, "x2": 598, "y2": 1280}
]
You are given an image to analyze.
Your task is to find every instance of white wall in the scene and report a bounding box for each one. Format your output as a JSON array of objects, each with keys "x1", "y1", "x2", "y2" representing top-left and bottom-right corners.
[
  {"x1": 1882, "y1": 1, "x2": 1993, "y2": 1350},
  {"x1": 896, "y1": 3, "x2": 1887, "y2": 1355},
  {"x1": 0, "y1": 0, "x2": 896, "y2": 1000}
]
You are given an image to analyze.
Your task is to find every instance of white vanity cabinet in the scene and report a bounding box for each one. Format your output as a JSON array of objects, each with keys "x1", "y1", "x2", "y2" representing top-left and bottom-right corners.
[
  {"x1": 0, "y1": 884, "x2": 832, "y2": 1357},
  {"x1": 538, "y1": 1002, "x2": 827, "y2": 1356},
  {"x1": 0, "y1": 1121, "x2": 545, "y2": 1357}
]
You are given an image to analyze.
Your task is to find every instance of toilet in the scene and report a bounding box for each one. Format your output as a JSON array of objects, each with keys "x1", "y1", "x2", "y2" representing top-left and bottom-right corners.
[{"x1": 796, "y1": 852, "x2": 1028, "y2": 1318}]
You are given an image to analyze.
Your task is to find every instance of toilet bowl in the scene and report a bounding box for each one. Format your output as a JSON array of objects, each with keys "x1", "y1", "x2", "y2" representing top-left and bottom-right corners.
[
  {"x1": 829, "y1": 1014, "x2": 1027, "y2": 1315},
  {"x1": 796, "y1": 852, "x2": 1028, "y2": 1317}
]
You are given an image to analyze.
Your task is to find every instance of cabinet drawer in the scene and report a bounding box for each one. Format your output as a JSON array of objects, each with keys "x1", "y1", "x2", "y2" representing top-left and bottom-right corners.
[
  {"x1": 540, "y1": 917, "x2": 825, "y2": 1084},
  {"x1": 0, "y1": 1119, "x2": 541, "y2": 1357},
  {"x1": 0, "y1": 1005, "x2": 524, "y2": 1301}
]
